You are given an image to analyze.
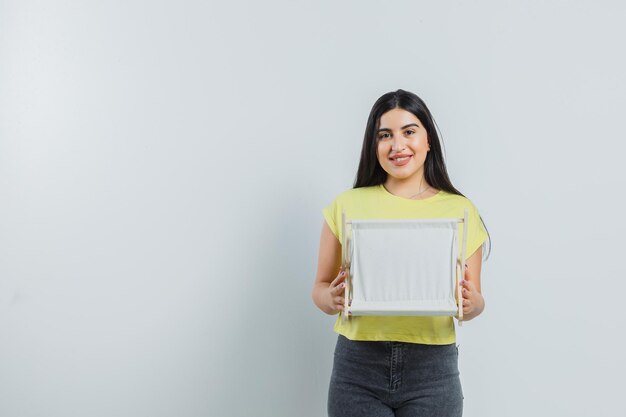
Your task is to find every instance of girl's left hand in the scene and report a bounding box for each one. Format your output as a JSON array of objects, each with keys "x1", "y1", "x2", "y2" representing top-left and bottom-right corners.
[{"x1": 460, "y1": 265, "x2": 484, "y2": 318}]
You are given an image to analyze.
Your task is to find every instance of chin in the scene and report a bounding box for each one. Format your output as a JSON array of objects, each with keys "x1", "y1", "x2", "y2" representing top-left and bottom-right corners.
[{"x1": 383, "y1": 170, "x2": 415, "y2": 180}]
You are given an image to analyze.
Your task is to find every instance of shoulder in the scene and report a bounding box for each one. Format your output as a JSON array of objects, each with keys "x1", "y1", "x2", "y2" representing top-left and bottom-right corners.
[
  {"x1": 438, "y1": 191, "x2": 477, "y2": 207},
  {"x1": 434, "y1": 191, "x2": 484, "y2": 217},
  {"x1": 326, "y1": 186, "x2": 380, "y2": 206},
  {"x1": 322, "y1": 187, "x2": 379, "y2": 241}
]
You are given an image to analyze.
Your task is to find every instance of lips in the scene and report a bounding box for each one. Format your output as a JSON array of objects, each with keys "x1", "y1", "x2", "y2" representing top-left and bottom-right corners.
[{"x1": 389, "y1": 154, "x2": 412, "y2": 166}]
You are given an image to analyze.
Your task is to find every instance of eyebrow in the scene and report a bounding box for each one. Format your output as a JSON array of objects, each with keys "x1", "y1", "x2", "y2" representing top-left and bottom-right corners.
[{"x1": 377, "y1": 123, "x2": 420, "y2": 133}]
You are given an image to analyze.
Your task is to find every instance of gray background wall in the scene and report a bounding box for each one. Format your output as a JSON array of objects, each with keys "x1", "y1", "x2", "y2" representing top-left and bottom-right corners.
[{"x1": 1, "y1": 1, "x2": 625, "y2": 416}]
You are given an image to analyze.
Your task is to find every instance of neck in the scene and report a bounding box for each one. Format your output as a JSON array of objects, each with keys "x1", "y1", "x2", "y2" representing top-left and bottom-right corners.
[{"x1": 383, "y1": 173, "x2": 433, "y2": 200}]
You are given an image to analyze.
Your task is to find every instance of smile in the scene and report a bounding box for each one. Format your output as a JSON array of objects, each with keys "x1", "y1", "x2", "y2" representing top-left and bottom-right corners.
[{"x1": 389, "y1": 155, "x2": 412, "y2": 166}]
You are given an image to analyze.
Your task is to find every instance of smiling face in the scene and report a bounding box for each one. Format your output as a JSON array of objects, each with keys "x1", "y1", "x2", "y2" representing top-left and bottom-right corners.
[{"x1": 376, "y1": 108, "x2": 430, "y2": 184}]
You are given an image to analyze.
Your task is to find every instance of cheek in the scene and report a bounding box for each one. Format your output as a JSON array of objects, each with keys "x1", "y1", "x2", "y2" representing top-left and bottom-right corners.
[
  {"x1": 376, "y1": 152, "x2": 383, "y2": 166},
  {"x1": 420, "y1": 135, "x2": 430, "y2": 150},
  {"x1": 376, "y1": 142, "x2": 388, "y2": 164},
  {"x1": 409, "y1": 137, "x2": 428, "y2": 152}
]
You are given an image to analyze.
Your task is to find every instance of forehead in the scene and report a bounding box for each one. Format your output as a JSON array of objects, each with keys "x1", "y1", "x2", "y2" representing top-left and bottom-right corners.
[{"x1": 379, "y1": 108, "x2": 423, "y2": 128}]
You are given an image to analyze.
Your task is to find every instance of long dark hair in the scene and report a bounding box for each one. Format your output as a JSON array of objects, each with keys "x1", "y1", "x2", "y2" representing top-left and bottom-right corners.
[{"x1": 354, "y1": 89, "x2": 491, "y2": 260}]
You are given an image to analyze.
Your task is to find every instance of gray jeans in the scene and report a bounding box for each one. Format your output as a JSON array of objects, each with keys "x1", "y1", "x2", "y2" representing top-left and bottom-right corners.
[{"x1": 328, "y1": 335, "x2": 463, "y2": 417}]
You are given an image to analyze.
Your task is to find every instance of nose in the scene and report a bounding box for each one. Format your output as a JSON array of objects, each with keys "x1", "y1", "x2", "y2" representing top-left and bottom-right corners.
[{"x1": 391, "y1": 134, "x2": 406, "y2": 152}]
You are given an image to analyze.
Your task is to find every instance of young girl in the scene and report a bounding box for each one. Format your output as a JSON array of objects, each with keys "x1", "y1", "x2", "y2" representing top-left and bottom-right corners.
[{"x1": 312, "y1": 89, "x2": 491, "y2": 417}]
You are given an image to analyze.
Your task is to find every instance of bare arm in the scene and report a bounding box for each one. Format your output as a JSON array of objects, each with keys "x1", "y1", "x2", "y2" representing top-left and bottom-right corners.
[
  {"x1": 460, "y1": 245, "x2": 485, "y2": 321},
  {"x1": 311, "y1": 221, "x2": 347, "y2": 315}
]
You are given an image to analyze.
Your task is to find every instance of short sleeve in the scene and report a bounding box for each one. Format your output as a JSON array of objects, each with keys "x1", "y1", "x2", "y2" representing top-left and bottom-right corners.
[
  {"x1": 322, "y1": 197, "x2": 341, "y2": 242},
  {"x1": 465, "y1": 203, "x2": 488, "y2": 258}
]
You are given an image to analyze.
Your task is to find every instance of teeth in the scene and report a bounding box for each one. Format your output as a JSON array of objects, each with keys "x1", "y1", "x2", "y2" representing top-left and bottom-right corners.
[{"x1": 395, "y1": 156, "x2": 410, "y2": 161}]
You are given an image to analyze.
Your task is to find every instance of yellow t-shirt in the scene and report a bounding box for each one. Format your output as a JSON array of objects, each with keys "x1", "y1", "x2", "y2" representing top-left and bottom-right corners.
[{"x1": 322, "y1": 184, "x2": 488, "y2": 344}]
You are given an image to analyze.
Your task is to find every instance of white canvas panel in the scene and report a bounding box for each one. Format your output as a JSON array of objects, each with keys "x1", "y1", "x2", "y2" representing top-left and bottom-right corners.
[{"x1": 349, "y1": 219, "x2": 459, "y2": 316}]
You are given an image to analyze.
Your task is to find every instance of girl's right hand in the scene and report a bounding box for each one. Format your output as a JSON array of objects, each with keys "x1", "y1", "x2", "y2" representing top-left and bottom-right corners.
[
  {"x1": 324, "y1": 268, "x2": 347, "y2": 314},
  {"x1": 312, "y1": 221, "x2": 351, "y2": 316}
]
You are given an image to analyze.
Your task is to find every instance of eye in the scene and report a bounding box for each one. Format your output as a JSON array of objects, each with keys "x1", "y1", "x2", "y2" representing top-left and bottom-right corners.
[
  {"x1": 378, "y1": 132, "x2": 391, "y2": 140},
  {"x1": 404, "y1": 130, "x2": 415, "y2": 136}
]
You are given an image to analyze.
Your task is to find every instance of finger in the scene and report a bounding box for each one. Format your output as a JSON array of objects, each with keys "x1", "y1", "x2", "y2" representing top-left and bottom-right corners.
[
  {"x1": 461, "y1": 287, "x2": 471, "y2": 298},
  {"x1": 464, "y1": 283, "x2": 476, "y2": 294},
  {"x1": 461, "y1": 280, "x2": 474, "y2": 291},
  {"x1": 464, "y1": 265, "x2": 471, "y2": 280},
  {"x1": 330, "y1": 276, "x2": 345, "y2": 291},
  {"x1": 331, "y1": 282, "x2": 346, "y2": 295},
  {"x1": 330, "y1": 270, "x2": 347, "y2": 286},
  {"x1": 330, "y1": 273, "x2": 344, "y2": 286}
]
